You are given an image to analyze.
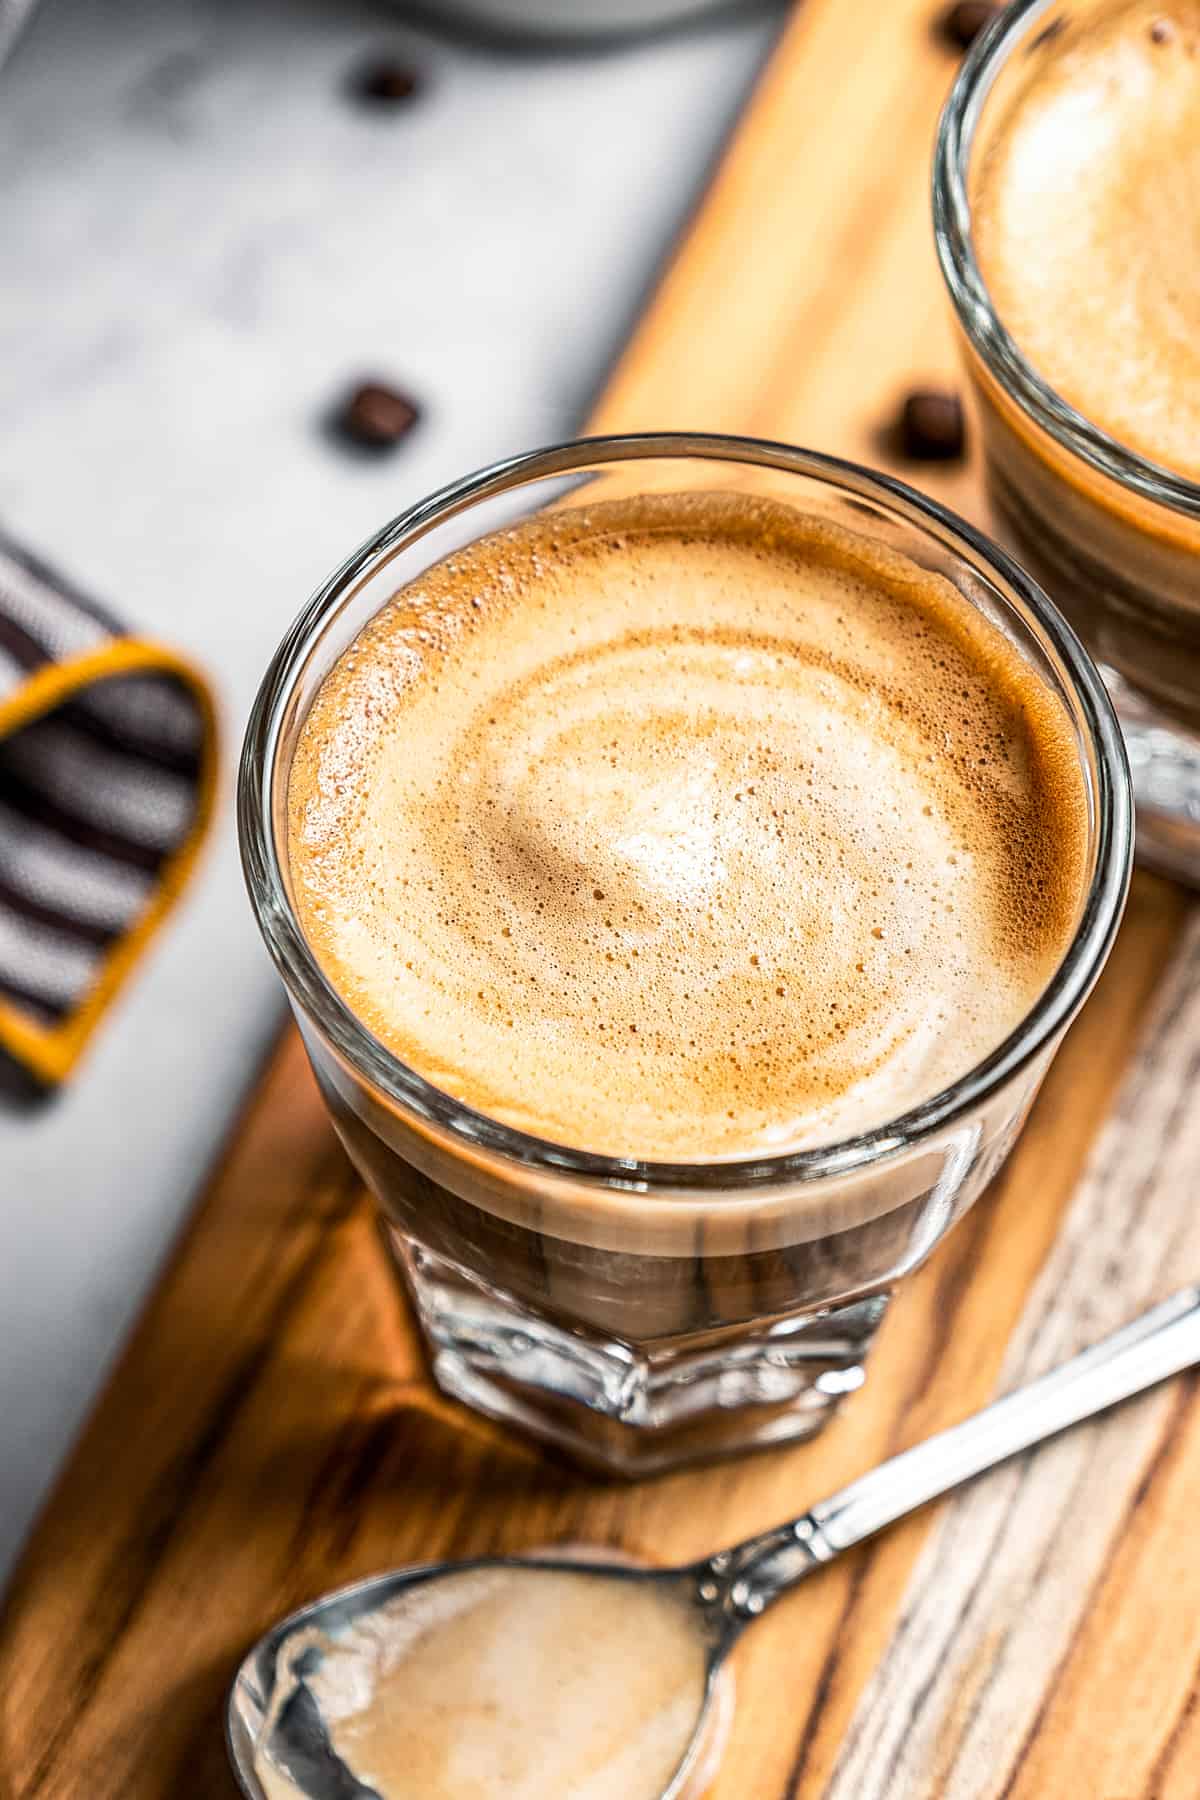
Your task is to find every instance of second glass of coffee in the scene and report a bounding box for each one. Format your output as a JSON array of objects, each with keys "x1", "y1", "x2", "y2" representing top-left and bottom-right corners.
[
  {"x1": 240, "y1": 435, "x2": 1131, "y2": 1475},
  {"x1": 936, "y1": 0, "x2": 1200, "y2": 883}
]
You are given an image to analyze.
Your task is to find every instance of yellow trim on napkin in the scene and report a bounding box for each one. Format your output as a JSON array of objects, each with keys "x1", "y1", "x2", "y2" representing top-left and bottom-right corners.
[{"x1": 0, "y1": 638, "x2": 218, "y2": 1085}]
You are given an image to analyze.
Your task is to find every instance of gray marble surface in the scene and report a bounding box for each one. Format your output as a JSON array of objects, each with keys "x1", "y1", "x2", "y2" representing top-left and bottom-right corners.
[{"x1": 0, "y1": 0, "x2": 778, "y2": 1582}]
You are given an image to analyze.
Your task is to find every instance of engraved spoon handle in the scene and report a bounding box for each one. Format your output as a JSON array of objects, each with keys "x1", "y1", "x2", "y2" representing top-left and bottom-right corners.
[{"x1": 708, "y1": 1286, "x2": 1200, "y2": 1622}]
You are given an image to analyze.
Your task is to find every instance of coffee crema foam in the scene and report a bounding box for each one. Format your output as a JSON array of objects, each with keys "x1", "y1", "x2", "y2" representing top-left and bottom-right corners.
[
  {"x1": 260, "y1": 1568, "x2": 708, "y2": 1800},
  {"x1": 973, "y1": 0, "x2": 1200, "y2": 482},
  {"x1": 287, "y1": 492, "x2": 1087, "y2": 1160}
]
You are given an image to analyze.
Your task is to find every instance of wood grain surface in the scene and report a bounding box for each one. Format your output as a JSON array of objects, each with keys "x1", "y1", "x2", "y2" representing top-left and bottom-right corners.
[{"x1": 3, "y1": 2, "x2": 1198, "y2": 1796}]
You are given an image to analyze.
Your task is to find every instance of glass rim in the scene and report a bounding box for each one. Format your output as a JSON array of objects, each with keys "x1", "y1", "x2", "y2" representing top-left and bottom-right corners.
[
  {"x1": 933, "y1": 0, "x2": 1200, "y2": 522},
  {"x1": 238, "y1": 430, "x2": 1132, "y2": 1193}
]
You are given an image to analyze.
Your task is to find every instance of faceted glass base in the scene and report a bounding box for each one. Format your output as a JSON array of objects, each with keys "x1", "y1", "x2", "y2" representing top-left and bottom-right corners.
[
  {"x1": 1108, "y1": 670, "x2": 1200, "y2": 889},
  {"x1": 387, "y1": 1230, "x2": 890, "y2": 1477}
]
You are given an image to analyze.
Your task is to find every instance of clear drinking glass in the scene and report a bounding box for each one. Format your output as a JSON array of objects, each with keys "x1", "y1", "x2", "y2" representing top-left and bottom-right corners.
[
  {"x1": 239, "y1": 434, "x2": 1131, "y2": 1477},
  {"x1": 412, "y1": 0, "x2": 750, "y2": 38},
  {"x1": 935, "y1": 0, "x2": 1200, "y2": 885}
]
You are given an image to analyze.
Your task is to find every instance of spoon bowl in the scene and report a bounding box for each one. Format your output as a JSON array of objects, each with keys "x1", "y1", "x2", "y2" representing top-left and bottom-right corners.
[{"x1": 229, "y1": 1554, "x2": 734, "y2": 1800}]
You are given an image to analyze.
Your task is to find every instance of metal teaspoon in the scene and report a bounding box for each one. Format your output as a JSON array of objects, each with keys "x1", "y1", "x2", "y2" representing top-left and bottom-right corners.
[{"x1": 228, "y1": 1284, "x2": 1200, "y2": 1800}]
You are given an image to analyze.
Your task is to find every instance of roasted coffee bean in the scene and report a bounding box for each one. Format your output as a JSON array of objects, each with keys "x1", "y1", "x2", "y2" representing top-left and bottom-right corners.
[
  {"x1": 897, "y1": 388, "x2": 966, "y2": 461},
  {"x1": 336, "y1": 380, "x2": 421, "y2": 449},
  {"x1": 352, "y1": 57, "x2": 423, "y2": 105},
  {"x1": 939, "y1": 2, "x2": 1000, "y2": 50}
]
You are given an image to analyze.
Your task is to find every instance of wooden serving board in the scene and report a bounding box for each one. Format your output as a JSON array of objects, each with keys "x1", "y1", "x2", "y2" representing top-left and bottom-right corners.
[{"x1": 5, "y1": 2, "x2": 1200, "y2": 1795}]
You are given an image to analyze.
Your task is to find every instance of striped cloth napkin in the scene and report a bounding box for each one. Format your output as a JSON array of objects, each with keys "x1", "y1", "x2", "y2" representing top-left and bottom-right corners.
[{"x1": 0, "y1": 531, "x2": 216, "y2": 1093}]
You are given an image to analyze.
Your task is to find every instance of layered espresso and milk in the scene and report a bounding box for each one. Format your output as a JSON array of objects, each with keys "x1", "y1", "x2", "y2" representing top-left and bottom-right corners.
[
  {"x1": 966, "y1": 0, "x2": 1200, "y2": 729},
  {"x1": 284, "y1": 488, "x2": 1088, "y2": 1462}
]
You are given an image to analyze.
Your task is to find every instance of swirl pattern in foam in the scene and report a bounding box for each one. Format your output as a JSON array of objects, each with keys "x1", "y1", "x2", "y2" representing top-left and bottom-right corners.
[
  {"x1": 972, "y1": 0, "x2": 1200, "y2": 481},
  {"x1": 287, "y1": 492, "x2": 1087, "y2": 1159}
]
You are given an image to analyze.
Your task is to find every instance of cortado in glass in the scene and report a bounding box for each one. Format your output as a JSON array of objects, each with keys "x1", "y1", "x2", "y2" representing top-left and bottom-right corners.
[
  {"x1": 239, "y1": 434, "x2": 1131, "y2": 1477},
  {"x1": 936, "y1": 0, "x2": 1200, "y2": 884}
]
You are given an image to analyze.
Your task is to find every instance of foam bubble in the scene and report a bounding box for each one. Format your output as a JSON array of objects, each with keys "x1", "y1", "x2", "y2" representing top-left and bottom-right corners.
[
  {"x1": 973, "y1": 0, "x2": 1200, "y2": 481},
  {"x1": 287, "y1": 491, "x2": 1088, "y2": 1159}
]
